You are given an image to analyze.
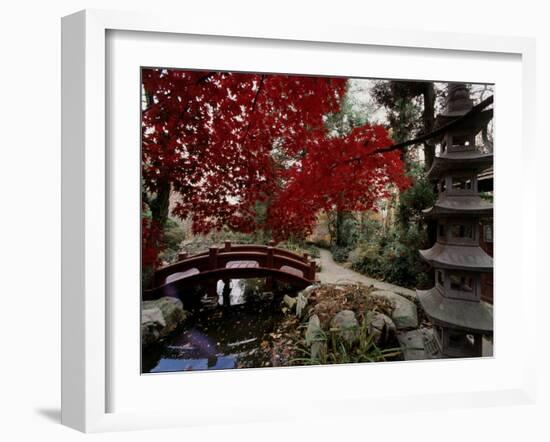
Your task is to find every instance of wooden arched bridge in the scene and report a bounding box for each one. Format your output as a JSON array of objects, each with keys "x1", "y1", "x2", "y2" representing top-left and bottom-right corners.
[{"x1": 143, "y1": 241, "x2": 317, "y2": 301}]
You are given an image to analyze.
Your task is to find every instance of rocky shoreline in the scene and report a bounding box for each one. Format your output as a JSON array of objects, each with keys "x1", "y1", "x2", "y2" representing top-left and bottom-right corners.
[
  {"x1": 141, "y1": 297, "x2": 188, "y2": 346},
  {"x1": 140, "y1": 280, "x2": 480, "y2": 371},
  {"x1": 277, "y1": 282, "x2": 421, "y2": 364}
]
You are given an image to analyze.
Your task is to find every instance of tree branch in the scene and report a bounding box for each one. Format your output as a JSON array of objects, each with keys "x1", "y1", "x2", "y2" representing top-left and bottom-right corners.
[
  {"x1": 241, "y1": 74, "x2": 266, "y2": 145},
  {"x1": 367, "y1": 95, "x2": 494, "y2": 156},
  {"x1": 326, "y1": 95, "x2": 494, "y2": 173}
]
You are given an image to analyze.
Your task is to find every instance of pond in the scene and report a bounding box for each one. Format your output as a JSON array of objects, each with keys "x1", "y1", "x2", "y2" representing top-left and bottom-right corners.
[{"x1": 142, "y1": 278, "x2": 296, "y2": 373}]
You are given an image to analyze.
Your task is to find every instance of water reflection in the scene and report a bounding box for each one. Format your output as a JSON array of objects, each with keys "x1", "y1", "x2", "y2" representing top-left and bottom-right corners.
[
  {"x1": 151, "y1": 355, "x2": 236, "y2": 372},
  {"x1": 144, "y1": 278, "x2": 291, "y2": 374},
  {"x1": 216, "y1": 278, "x2": 264, "y2": 306}
]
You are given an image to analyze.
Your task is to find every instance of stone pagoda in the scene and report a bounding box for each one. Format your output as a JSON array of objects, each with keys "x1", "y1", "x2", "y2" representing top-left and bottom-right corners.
[{"x1": 417, "y1": 83, "x2": 493, "y2": 358}]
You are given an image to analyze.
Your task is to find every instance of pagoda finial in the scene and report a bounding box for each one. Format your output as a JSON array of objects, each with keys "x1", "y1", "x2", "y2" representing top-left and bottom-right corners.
[{"x1": 442, "y1": 83, "x2": 473, "y2": 117}]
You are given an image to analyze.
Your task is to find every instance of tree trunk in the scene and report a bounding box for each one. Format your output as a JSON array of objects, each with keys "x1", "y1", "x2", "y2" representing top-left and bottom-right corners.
[
  {"x1": 148, "y1": 177, "x2": 171, "y2": 271},
  {"x1": 150, "y1": 178, "x2": 171, "y2": 230},
  {"x1": 422, "y1": 83, "x2": 436, "y2": 170},
  {"x1": 336, "y1": 210, "x2": 345, "y2": 247}
]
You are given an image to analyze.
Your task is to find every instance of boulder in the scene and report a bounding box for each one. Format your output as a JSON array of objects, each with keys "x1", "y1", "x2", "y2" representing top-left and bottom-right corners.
[
  {"x1": 305, "y1": 314, "x2": 325, "y2": 360},
  {"x1": 295, "y1": 293, "x2": 308, "y2": 319},
  {"x1": 330, "y1": 310, "x2": 359, "y2": 344},
  {"x1": 305, "y1": 314, "x2": 323, "y2": 345},
  {"x1": 397, "y1": 328, "x2": 440, "y2": 361},
  {"x1": 141, "y1": 297, "x2": 187, "y2": 346},
  {"x1": 141, "y1": 308, "x2": 166, "y2": 346},
  {"x1": 369, "y1": 290, "x2": 418, "y2": 330},
  {"x1": 368, "y1": 313, "x2": 397, "y2": 346},
  {"x1": 283, "y1": 294, "x2": 297, "y2": 311},
  {"x1": 299, "y1": 284, "x2": 321, "y2": 299}
]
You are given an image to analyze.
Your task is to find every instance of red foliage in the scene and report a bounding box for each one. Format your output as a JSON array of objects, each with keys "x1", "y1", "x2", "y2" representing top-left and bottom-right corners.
[
  {"x1": 141, "y1": 68, "x2": 409, "y2": 262},
  {"x1": 141, "y1": 216, "x2": 163, "y2": 268},
  {"x1": 267, "y1": 125, "x2": 411, "y2": 240}
]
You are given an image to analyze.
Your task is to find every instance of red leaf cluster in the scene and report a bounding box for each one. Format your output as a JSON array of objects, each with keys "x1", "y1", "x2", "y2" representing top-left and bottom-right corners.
[
  {"x1": 267, "y1": 125, "x2": 410, "y2": 240},
  {"x1": 141, "y1": 215, "x2": 163, "y2": 268},
  {"x1": 141, "y1": 69, "x2": 409, "y2": 260}
]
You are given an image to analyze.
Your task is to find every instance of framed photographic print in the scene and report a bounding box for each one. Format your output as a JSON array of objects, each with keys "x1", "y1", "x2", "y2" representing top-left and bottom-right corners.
[{"x1": 61, "y1": 9, "x2": 537, "y2": 432}]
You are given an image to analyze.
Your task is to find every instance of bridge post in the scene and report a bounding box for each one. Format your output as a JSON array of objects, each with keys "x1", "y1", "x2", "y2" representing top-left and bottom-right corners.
[
  {"x1": 209, "y1": 246, "x2": 218, "y2": 269},
  {"x1": 266, "y1": 246, "x2": 274, "y2": 268},
  {"x1": 266, "y1": 246, "x2": 274, "y2": 291},
  {"x1": 224, "y1": 241, "x2": 231, "y2": 252},
  {"x1": 178, "y1": 252, "x2": 188, "y2": 261},
  {"x1": 309, "y1": 260, "x2": 316, "y2": 281},
  {"x1": 303, "y1": 252, "x2": 309, "y2": 263},
  {"x1": 268, "y1": 240, "x2": 276, "y2": 247},
  {"x1": 207, "y1": 247, "x2": 219, "y2": 298}
]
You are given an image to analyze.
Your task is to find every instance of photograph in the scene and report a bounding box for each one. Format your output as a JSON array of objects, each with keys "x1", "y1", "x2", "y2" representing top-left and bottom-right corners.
[
  {"x1": 1, "y1": 0, "x2": 546, "y2": 438},
  {"x1": 139, "y1": 68, "x2": 494, "y2": 373}
]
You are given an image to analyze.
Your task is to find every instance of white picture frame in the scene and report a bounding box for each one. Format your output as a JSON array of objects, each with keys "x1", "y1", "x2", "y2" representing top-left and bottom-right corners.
[{"x1": 61, "y1": 9, "x2": 537, "y2": 433}]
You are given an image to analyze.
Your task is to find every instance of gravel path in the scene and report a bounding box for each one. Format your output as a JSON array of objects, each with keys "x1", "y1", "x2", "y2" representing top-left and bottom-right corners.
[{"x1": 317, "y1": 248, "x2": 416, "y2": 299}]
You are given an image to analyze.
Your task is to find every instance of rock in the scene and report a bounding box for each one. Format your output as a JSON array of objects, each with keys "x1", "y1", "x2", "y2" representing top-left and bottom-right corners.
[
  {"x1": 368, "y1": 313, "x2": 396, "y2": 346},
  {"x1": 295, "y1": 293, "x2": 308, "y2": 318},
  {"x1": 299, "y1": 284, "x2": 321, "y2": 299},
  {"x1": 151, "y1": 297, "x2": 187, "y2": 335},
  {"x1": 397, "y1": 328, "x2": 440, "y2": 361},
  {"x1": 310, "y1": 341, "x2": 325, "y2": 360},
  {"x1": 142, "y1": 307, "x2": 166, "y2": 327},
  {"x1": 141, "y1": 308, "x2": 166, "y2": 346},
  {"x1": 305, "y1": 315, "x2": 325, "y2": 360},
  {"x1": 141, "y1": 297, "x2": 187, "y2": 346},
  {"x1": 330, "y1": 310, "x2": 359, "y2": 344},
  {"x1": 283, "y1": 294, "x2": 297, "y2": 310},
  {"x1": 369, "y1": 290, "x2": 418, "y2": 330},
  {"x1": 305, "y1": 314, "x2": 323, "y2": 345}
]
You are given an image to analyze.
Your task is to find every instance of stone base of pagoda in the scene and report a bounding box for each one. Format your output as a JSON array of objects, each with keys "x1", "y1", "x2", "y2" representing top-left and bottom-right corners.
[
  {"x1": 433, "y1": 327, "x2": 483, "y2": 358},
  {"x1": 397, "y1": 328, "x2": 442, "y2": 361}
]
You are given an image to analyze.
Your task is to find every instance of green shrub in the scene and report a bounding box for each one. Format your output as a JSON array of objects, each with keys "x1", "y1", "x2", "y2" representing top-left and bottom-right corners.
[
  {"x1": 358, "y1": 217, "x2": 383, "y2": 243},
  {"x1": 349, "y1": 242, "x2": 383, "y2": 278},
  {"x1": 311, "y1": 237, "x2": 331, "y2": 248},
  {"x1": 331, "y1": 245, "x2": 351, "y2": 263},
  {"x1": 181, "y1": 229, "x2": 258, "y2": 255},
  {"x1": 277, "y1": 239, "x2": 320, "y2": 258},
  {"x1": 292, "y1": 310, "x2": 401, "y2": 365},
  {"x1": 396, "y1": 165, "x2": 436, "y2": 228},
  {"x1": 344, "y1": 164, "x2": 435, "y2": 289},
  {"x1": 351, "y1": 225, "x2": 430, "y2": 289},
  {"x1": 159, "y1": 217, "x2": 186, "y2": 263},
  {"x1": 338, "y1": 215, "x2": 359, "y2": 249}
]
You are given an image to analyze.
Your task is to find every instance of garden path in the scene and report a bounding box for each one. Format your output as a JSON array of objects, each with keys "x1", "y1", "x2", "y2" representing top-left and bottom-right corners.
[{"x1": 317, "y1": 249, "x2": 416, "y2": 299}]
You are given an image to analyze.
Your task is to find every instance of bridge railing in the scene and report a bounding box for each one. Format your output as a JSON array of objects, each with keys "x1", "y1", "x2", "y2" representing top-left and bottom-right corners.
[
  {"x1": 151, "y1": 240, "x2": 316, "y2": 289},
  {"x1": 184, "y1": 240, "x2": 312, "y2": 262}
]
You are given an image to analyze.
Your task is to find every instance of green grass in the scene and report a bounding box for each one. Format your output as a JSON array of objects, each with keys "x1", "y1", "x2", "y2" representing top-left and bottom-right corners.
[{"x1": 292, "y1": 310, "x2": 401, "y2": 365}]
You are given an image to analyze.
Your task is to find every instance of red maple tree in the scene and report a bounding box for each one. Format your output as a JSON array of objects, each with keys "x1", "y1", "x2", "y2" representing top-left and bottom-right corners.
[
  {"x1": 141, "y1": 68, "x2": 408, "y2": 267},
  {"x1": 267, "y1": 125, "x2": 410, "y2": 240}
]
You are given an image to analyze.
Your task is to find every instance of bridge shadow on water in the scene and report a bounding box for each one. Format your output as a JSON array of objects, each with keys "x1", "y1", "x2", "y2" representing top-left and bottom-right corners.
[{"x1": 142, "y1": 278, "x2": 296, "y2": 373}]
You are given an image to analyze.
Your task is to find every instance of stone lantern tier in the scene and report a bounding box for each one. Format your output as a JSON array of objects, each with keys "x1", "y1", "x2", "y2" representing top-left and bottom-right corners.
[
  {"x1": 419, "y1": 242, "x2": 493, "y2": 272},
  {"x1": 417, "y1": 270, "x2": 493, "y2": 356},
  {"x1": 427, "y1": 151, "x2": 493, "y2": 180},
  {"x1": 423, "y1": 150, "x2": 493, "y2": 217},
  {"x1": 434, "y1": 109, "x2": 493, "y2": 139},
  {"x1": 417, "y1": 287, "x2": 493, "y2": 334},
  {"x1": 423, "y1": 195, "x2": 493, "y2": 217}
]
